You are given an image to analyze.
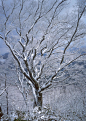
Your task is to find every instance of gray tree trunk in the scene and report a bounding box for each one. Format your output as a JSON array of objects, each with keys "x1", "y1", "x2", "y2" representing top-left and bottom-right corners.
[{"x1": 33, "y1": 91, "x2": 42, "y2": 110}]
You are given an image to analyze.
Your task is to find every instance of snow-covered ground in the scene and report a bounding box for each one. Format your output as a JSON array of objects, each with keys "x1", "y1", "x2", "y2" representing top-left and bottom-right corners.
[{"x1": 0, "y1": 82, "x2": 86, "y2": 120}]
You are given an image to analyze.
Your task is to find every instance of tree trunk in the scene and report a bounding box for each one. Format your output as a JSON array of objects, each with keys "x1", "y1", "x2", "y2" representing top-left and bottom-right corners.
[
  {"x1": 29, "y1": 80, "x2": 42, "y2": 110},
  {"x1": 33, "y1": 91, "x2": 42, "y2": 110},
  {"x1": 0, "y1": 106, "x2": 3, "y2": 119}
]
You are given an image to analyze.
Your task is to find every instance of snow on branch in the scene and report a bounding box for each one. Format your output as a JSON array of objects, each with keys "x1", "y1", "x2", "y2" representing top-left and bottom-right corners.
[
  {"x1": 60, "y1": 5, "x2": 86, "y2": 64},
  {"x1": 52, "y1": 53, "x2": 86, "y2": 80},
  {"x1": 38, "y1": 81, "x2": 52, "y2": 92},
  {"x1": 2, "y1": 0, "x2": 15, "y2": 28},
  {"x1": 36, "y1": 64, "x2": 44, "y2": 80},
  {"x1": 27, "y1": 80, "x2": 38, "y2": 104},
  {"x1": 4, "y1": 39, "x2": 38, "y2": 87},
  {"x1": 0, "y1": 87, "x2": 8, "y2": 96},
  {"x1": 0, "y1": 35, "x2": 3, "y2": 39}
]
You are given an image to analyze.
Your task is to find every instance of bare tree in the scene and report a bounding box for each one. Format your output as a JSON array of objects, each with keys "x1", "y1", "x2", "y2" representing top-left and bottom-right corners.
[{"x1": 0, "y1": 0, "x2": 86, "y2": 109}]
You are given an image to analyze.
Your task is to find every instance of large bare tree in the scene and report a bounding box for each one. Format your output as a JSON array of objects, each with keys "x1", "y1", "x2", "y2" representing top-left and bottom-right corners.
[{"x1": 0, "y1": 0, "x2": 86, "y2": 109}]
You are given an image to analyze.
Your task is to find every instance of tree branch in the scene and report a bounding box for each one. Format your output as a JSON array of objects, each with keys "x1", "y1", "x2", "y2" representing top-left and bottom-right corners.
[
  {"x1": 60, "y1": 6, "x2": 86, "y2": 64},
  {"x1": 4, "y1": 39, "x2": 39, "y2": 89},
  {"x1": 52, "y1": 53, "x2": 86, "y2": 80},
  {"x1": 0, "y1": 35, "x2": 3, "y2": 40}
]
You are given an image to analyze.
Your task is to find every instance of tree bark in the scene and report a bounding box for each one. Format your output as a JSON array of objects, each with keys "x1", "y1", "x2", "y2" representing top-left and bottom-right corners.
[
  {"x1": 29, "y1": 79, "x2": 42, "y2": 110},
  {"x1": 5, "y1": 74, "x2": 8, "y2": 115},
  {"x1": 0, "y1": 106, "x2": 3, "y2": 119},
  {"x1": 33, "y1": 90, "x2": 42, "y2": 110}
]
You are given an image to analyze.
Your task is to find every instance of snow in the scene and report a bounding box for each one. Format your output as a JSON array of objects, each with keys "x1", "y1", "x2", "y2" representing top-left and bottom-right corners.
[
  {"x1": 31, "y1": 53, "x2": 34, "y2": 59},
  {"x1": 35, "y1": 68, "x2": 38, "y2": 73},
  {"x1": 42, "y1": 48, "x2": 47, "y2": 54},
  {"x1": 41, "y1": 115, "x2": 44, "y2": 119},
  {"x1": 24, "y1": 56, "x2": 27, "y2": 61},
  {"x1": 53, "y1": 76, "x2": 57, "y2": 80}
]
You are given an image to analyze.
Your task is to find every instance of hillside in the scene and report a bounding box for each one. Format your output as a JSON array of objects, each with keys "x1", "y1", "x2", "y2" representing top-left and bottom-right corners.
[{"x1": 0, "y1": 50, "x2": 86, "y2": 120}]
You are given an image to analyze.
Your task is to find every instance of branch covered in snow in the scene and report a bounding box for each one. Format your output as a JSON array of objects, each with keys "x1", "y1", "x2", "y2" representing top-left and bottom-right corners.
[{"x1": 0, "y1": 87, "x2": 8, "y2": 96}]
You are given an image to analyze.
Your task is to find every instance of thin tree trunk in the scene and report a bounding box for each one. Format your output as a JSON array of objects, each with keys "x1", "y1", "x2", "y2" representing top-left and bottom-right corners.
[
  {"x1": 0, "y1": 106, "x2": 3, "y2": 120},
  {"x1": 5, "y1": 73, "x2": 8, "y2": 115}
]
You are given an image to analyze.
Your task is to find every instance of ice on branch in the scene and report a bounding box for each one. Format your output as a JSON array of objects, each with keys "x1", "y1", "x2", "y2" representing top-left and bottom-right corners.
[
  {"x1": 31, "y1": 53, "x2": 34, "y2": 59},
  {"x1": 35, "y1": 68, "x2": 38, "y2": 73},
  {"x1": 24, "y1": 56, "x2": 27, "y2": 61},
  {"x1": 42, "y1": 48, "x2": 47, "y2": 54}
]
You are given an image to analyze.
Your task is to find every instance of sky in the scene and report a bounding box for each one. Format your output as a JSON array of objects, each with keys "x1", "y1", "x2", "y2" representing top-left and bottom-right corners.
[
  {"x1": 0, "y1": 40, "x2": 9, "y2": 55},
  {"x1": 0, "y1": 0, "x2": 86, "y2": 55}
]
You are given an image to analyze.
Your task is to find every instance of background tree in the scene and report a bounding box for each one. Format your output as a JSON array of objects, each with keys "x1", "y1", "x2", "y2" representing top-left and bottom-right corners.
[{"x1": 0, "y1": 0, "x2": 86, "y2": 109}]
